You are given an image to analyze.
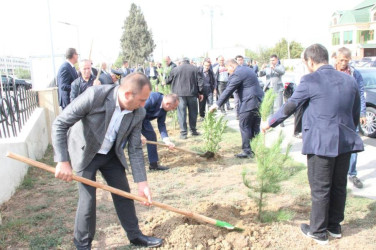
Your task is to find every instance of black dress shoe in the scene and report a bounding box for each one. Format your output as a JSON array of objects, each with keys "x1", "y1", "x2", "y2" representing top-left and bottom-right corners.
[
  {"x1": 180, "y1": 134, "x2": 187, "y2": 139},
  {"x1": 191, "y1": 131, "x2": 200, "y2": 136},
  {"x1": 235, "y1": 151, "x2": 254, "y2": 158},
  {"x1": 130, "y1": 234, "x2": 163, "y2": 248},
  {"x1": 150, "y1": 162, "x2": 169, "y2": 171}
]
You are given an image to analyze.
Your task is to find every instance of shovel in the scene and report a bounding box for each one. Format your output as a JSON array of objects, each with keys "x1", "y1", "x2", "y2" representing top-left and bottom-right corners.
[
  {"x1": 6, "y1": 152, "x2": 242, "y2": 231},
  {"x1": 146, "y1": 140, "x2": 214, "y2": 159}
]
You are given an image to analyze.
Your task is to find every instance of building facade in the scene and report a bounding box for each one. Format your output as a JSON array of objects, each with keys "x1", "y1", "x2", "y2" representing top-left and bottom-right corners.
[
  {"x1": 330, "y1": 0, "x2": 376, "y2": 59},
  {"x1": 0, "y1": 56, "x2": 31, "y2": 75}
]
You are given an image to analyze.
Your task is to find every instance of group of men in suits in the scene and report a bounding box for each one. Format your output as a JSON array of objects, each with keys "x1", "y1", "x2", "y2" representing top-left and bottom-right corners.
[{"x1": 52, "y1": 44, "x2": 364, "y2": 248}]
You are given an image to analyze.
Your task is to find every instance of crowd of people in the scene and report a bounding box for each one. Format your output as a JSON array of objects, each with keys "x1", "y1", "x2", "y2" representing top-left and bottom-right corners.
[{"x1": 53, "y1": 43, "x2": 366, "y2": 248}]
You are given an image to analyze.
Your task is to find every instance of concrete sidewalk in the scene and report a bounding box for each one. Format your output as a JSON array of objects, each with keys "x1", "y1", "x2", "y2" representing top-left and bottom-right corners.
[{"x1": 220, "y1": 105, "x2": 376, "y2": 200}]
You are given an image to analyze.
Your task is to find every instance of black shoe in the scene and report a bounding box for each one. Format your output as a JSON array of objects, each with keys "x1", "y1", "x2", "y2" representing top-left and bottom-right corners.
[
  {"x1": 130, "y1": 234, "x2": 163, "y2": 248},
  {"x1": 191, "y1": 131, "x2": 200, "y2": 136},
  {"x1": 221, "y1": 110, "x2": 226, "y2": 114},
  {"x1": 198, "y1": 117, "x2": 205, "y2": 122},
  {"x1": 226, "y1": 107, "x2": 233, "y2": 111},
  {"x1": 294, "y1": 132, "x2": 302, "y2": 139},
  {"x1": 235, "y1": 152, "x2": 254, "y2": 159},
  {"x1": 327, "y1": 227, "x2": 342, "y2": 238},
  {"x1": 349, "y1": 176, "x2": 363, "y2": 188},
  {"x1": 149, "y1": 162, "x2": 169, "y2": 171},
  {"x1": 300, "y1": 223, "x2": 328, "y2": 245},
  {"x1": 180, "y1": 134, "x2": 187, "y2": 139}
]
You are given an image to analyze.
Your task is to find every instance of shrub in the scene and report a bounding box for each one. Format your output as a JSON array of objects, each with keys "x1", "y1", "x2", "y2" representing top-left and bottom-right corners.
[{"x1": 202, "y1": 112, "x2": 227, "y2": 153}]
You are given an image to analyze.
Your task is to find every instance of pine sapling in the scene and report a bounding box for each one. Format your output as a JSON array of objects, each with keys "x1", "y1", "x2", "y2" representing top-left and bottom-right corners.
[{"x1": 242, "y1": 90, "x2": 292, "y2": 221}]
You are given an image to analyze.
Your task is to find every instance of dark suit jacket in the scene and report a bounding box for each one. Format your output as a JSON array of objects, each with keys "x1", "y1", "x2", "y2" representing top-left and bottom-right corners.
[
  {"x1": 216, "y1": 65, "x2": 264, "y2": 113},
  {"x1": 166, "y1": 62, "x2": 203, "y2": 97},
  {"x1": 99, "y1": 71, "x2": 114, "y2": 85},
  {"x1": 52, "y1": 85, "x2": 147, "y2": 182},
  {"x1": 145, "y1": 66, "x2": 158, "y2": 80},
  {"x1": 198, "y1": 66, "x2": 216, "y2": 93},
  {"x1": 143, "y1": 92, "x2": 168, "y2": 139},
  {"x1": 269, "y1": 65, "x2": 364, "y2": 157},
  {"x1": 57, "y1": 61, "x2": 78, "y2": 108}
]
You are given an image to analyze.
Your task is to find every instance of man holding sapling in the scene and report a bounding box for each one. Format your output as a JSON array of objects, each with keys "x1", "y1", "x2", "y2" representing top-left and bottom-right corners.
[
  {"x1": 261, "y1": 44, "x2": 364, "y2": 245},
  {"x1": 209, "y1": 59, "x2": 264, "y2": 158}
]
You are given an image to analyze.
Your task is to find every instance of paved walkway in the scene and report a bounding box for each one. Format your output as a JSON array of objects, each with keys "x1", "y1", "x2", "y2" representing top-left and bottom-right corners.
[{"x1": 221, "y1": 103, "x2": 376, "y2": 200}]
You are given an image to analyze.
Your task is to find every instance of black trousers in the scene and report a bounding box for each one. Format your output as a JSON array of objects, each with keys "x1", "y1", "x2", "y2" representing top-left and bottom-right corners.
[
  {"x1": 307, "y1": 153, "x2": 351, "y2": 237},
  {"x1": 294, "y1": 105, "x2": 304, "y2": 134},
  {"x1": 199, "y1": 86, "x2": 213, "y2": 118},
  {"x1": 239, "y1": 109, "x2": 260, "y2": 154},
  {"x1": 74, "y1": 147, "x2": 141, "y2": 248},
  {"x1": 217, "y1": 81, "x2": 230, "y2": 111}
]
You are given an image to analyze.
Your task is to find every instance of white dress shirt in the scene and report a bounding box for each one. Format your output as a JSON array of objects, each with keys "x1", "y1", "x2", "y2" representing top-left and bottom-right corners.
[{"x1": 98, "y1": 94, "x2": 132, "y2": 154}]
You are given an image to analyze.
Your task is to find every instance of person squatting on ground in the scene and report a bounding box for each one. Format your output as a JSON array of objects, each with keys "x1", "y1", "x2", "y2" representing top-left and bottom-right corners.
[
  {"x1": 261, "y1": 44, "x2": 364, "y2": 245},
  {"x1": 141, "y1": 92, "x2": 179, "y2": 171},
  {"x1": 52, "y1": 73, "x2": 164, "y2": 249},
  {"x1": 210, "y1": 59, "x2": 264, "y2": 159}
]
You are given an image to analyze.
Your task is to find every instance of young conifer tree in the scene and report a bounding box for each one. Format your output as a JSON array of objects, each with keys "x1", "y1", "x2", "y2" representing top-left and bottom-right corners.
[{"x1": 242, "y1": 90, "x2": 292, "y2": 221}]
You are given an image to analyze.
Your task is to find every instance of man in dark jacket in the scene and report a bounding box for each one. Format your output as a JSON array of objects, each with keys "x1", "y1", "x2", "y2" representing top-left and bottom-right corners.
[
  {"x1": 262, "y1": 44, "x2": 364, "y2": 245},
  {"x1": 198, "y1": 59, "x2": 215, "y2": 120},
  {"x1": 210, "y1": 59, "x2": 264, "y2": 158},
  {"x1": 166, "y1": 58, "x2": 203, "y2": 139},
  {"x1": 98, "y1": 62, "x2": 115, "y2": 85},
  {"x1": 141, "y1": 92, "x2": 179, "y2": 170},
  {"x1": 57, "y1": 48, "x2": 79, "y2": 109},
  {"x1": 334, "y1": 47, "x2": 366, "y2": 189}
]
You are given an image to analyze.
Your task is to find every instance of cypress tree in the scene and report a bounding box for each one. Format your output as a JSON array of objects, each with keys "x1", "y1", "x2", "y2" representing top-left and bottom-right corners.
[{"x1": 120, "y1": 3, "x2": 155, "y2": 65}]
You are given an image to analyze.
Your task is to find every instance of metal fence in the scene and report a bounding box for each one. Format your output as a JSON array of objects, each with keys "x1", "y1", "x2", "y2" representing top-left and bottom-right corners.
[{"x1": 0, "y1": 83, "x2": 38, "y2": 138}]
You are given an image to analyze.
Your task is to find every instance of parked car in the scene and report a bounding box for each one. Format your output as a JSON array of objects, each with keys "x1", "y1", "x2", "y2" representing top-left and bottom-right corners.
[
  {"x1": 1, "y1": 75, "x2": 32, "y2": 90},
  {"x1": 358, "y1": 68, "x2": 376, "y2": 138}
]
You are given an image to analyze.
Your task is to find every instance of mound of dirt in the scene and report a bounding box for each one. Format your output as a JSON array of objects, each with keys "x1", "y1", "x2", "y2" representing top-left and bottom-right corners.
[{"x1": 142, "y1": 202, "x2": 271, "y2": 249}]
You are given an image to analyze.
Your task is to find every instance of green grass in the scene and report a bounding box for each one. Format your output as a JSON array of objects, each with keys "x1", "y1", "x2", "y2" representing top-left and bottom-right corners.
[{"x1": 261, "y1": 209, "x2": 295, "y2": 223}]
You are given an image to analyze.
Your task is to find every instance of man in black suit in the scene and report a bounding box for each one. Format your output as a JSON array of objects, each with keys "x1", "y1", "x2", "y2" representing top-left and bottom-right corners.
[
  {"x1": 98, "y1": 62, "x2": 114, "y2": 85},
  {"x1": 57, "y1": 48, "x2": 79, "y2": 109},
  {"x1": 261, "y1": 44, "x2": 364, "y2": 245},
  {"x1": 166, "y1": 58, "x2": 203, "y2": 139},
  {"x1": 121, "y1": 60, "x2": 132, "y2": 77},
  {"x1": 198, "y1": 58, "x2": 215, "y2": 120},
  {"x1": 145, "y1": 61, "x2": 159, "y2": 84},
  {"x1": 210, "y1": 59, "x2": 264, "y2": 158}
]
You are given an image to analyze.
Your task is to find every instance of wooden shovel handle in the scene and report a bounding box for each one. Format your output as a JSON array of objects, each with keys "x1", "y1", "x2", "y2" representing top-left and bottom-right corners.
[
  {"x1": 145, "y1": 140, "x2": 200, "y2": 156},
  {"x1": 6, "y1": 152, "x2": 216, "y2": 225}
]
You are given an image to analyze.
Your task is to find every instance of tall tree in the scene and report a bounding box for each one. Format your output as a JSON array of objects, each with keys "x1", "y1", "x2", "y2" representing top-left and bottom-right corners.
[{"x1": 120, "y1": 3, "x2": 155, "y2": 66}]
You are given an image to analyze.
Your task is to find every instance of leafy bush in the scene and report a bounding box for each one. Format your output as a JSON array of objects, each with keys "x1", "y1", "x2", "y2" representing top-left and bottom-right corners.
[{"x1": 202, "y1": 112, "x2": 227, "y2": 153}]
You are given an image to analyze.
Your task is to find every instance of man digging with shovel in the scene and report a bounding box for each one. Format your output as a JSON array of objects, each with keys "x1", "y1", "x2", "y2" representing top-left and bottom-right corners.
[{"x1": 52, "y1": 73, "x2": 163, "y2": 249}]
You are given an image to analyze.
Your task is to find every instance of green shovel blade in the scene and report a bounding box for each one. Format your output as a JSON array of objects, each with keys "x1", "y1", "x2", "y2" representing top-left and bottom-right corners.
[{"x1": 215, "y1": 220, "x2": 244, "y2": 231}]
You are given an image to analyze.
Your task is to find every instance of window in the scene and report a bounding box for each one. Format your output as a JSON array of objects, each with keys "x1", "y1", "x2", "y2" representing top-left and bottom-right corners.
[
  {"x1": 344, "y1": 31, "x2": 353, "y2": 44},
  {"x1": 332, "y1": 32, "x2": 340, "y2": 45},
  {"x1": 357, "y1": 30, "x2": 374, "y2": 43}
]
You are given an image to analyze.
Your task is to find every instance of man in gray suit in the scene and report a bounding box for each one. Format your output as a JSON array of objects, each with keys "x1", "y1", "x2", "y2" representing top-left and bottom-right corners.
[{"x1": 52, "y1": 73, "x2": 163, "y2": 249}]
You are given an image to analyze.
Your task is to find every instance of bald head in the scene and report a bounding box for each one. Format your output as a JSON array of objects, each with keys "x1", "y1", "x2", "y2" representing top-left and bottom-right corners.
[
  {"x1": 225, "y1": 59, "x2": 239, "y2": 75},
  {"x1": 120, "y1": 72, "x2": 152, "y2": 94}
]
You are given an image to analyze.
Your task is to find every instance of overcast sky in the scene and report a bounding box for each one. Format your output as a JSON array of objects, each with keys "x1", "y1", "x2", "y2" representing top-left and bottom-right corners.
[{"x1": 0, "y1": 0, "x2": 357, "y2": 63}]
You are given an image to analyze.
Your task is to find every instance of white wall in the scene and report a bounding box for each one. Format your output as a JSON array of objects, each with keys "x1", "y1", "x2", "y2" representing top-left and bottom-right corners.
[{"x1": 0, "y1": 108, "x2": 49, "y2": 205}]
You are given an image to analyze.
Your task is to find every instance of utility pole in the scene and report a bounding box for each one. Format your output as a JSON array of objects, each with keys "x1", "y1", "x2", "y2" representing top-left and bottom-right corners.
[
  {"x1": 47, "y1": 0, "x2": 57, "y2": 85},
  {"x1": 202, "y1": 5, "x2": 222, "y2": 50}
]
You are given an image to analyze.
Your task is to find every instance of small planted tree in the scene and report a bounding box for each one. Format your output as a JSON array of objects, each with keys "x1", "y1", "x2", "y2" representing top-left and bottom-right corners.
[
  {"x1": 242, "y1": 90, "x2": 292, "y2": 221},
  {"x1": 202, "y1": 112, "x2": 227, "y2": 154}
]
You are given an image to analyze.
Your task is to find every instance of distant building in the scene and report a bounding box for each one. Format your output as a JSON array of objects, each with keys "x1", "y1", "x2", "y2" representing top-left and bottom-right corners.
[
  {"x1": 330, "y1": 0, "x2": 376, "y2": 59},
  {"x1": 0, "y1": 56, "x2": 30, "y2": 75}
]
